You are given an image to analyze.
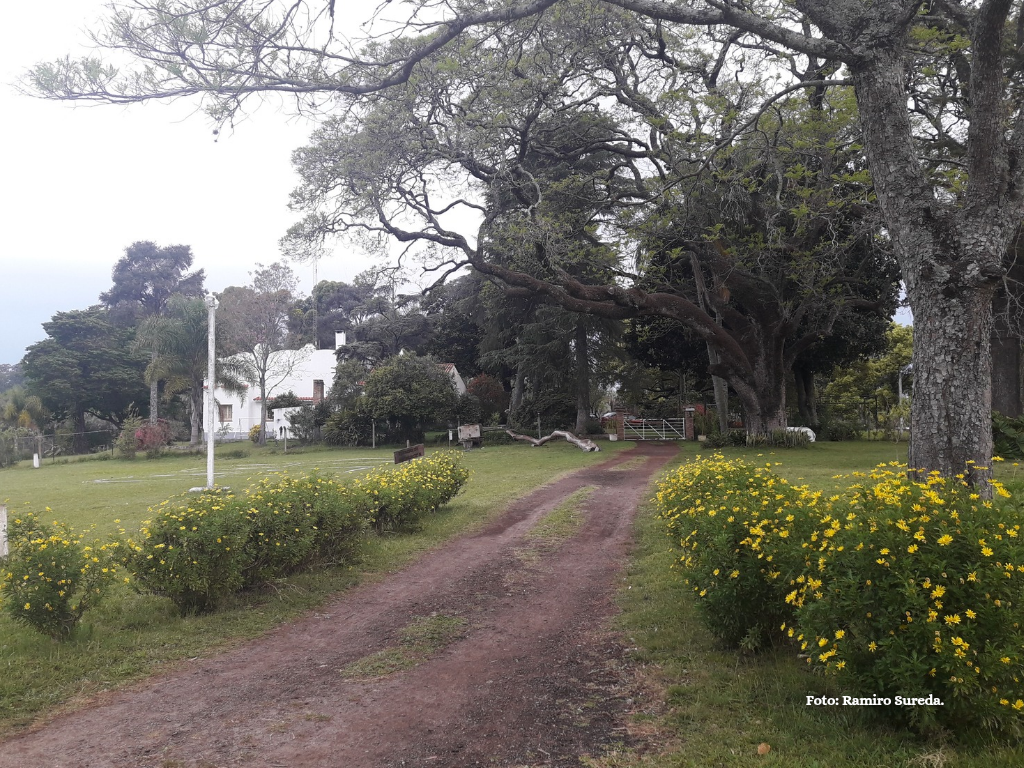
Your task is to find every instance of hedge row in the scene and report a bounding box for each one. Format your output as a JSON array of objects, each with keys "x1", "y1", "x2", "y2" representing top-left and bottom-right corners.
[
  {"x1": 656, "y1": 454, "x2": 1024, "y2": 737},
  {"x1": 1, "y1": 451, "x2": 470, "y2": 628}
]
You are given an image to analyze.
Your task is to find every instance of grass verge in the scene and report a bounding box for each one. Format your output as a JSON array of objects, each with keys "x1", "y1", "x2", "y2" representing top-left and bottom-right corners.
[
  {"x1": 0, "y1": 441, "x2": 632, "y2": 738},
  {"x1": 340, "y1": 613, "x2": 468, "y2": 679},
  {"x1": 597, "y1": 460, "x2": 1024, "y2": 767}
]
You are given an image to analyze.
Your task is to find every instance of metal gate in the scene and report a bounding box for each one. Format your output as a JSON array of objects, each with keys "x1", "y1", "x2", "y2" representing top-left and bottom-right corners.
[{"x1": 623, "y1": 418, "x2": 688, "y2": 440}]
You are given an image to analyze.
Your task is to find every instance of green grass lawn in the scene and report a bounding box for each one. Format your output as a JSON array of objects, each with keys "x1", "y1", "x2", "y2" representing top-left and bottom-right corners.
[
  {"x1": 601, "y1": 441, "x2": 1024, "y2": 767},
  {"x1": 0, "y1": 439, "x2": 634, "y2": 737}
]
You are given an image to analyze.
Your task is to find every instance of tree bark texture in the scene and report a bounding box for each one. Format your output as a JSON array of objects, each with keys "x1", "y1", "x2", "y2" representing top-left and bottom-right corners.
[
  {"x1": 189, "y1": 388, "x2": 203, "y2": 446},
  {"x1": 574, "y1": 322, "x2": 591, "y2": 435},
  {"x1": 851, "y1": 48, "x2": 1011, "y2": 483},
  {"x1": 794, "y1": 367, "x2": 818, "y2": 427},
  {"x1": 149, "y1": 350, "x2": 159, "y2": 423}
]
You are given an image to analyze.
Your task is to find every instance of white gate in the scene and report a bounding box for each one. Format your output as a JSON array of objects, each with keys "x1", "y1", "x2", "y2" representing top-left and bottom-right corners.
[{"x1": 623, "y1": 418, "x2": 688, "y2": 440}]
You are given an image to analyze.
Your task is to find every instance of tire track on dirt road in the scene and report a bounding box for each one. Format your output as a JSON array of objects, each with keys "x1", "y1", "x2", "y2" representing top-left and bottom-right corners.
[{"x1": 0, "y1": 442, "x2": 679, "y2": 768}]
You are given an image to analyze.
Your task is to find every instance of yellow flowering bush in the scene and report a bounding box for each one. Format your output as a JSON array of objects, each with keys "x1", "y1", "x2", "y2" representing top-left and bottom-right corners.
[
  {"x1": 655, "y1": 454, "x2": 827, "y2": 648},
  {"x1": 239, "y1": 472, "x2": 323, "y2": 585},
  {"x1": 121, "y1": 492, "x2": 251, "y2": 614},
  {"x1": 121, "y1": 453, "x2": 468, "y2": 614},
  {"x1": 353, "y1": 451, "x2": 470, "y2": 532},
  {"x1": 240, "y1": 471, "x2": 371, "y2": 584},
  {"x1": 0, "y1": 511, "x2": 119, "y2": 639},
  {"x1": 792, "y1": 464, "x2": 1024, "y2": 735}
]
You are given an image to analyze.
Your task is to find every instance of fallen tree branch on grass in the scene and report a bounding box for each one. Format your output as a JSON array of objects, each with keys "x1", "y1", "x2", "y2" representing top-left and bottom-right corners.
[{"x1": 505, "y1": 429, "x2": 600, "y2": 452}]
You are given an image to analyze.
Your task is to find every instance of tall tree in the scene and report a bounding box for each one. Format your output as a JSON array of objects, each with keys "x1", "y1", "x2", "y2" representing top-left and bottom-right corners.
[
  {"x1": 288, "y1": 279, "x2": 373, "y2": 349},
  {"x1": 21, "y1": 309, "x2": 149, "y2": 452},
  {"x1": 28, "y1": 0, "x2": 1024, "y2": 483},
  {"x1": 100, "y1": 241, "x2": 205, "y2": 422},
  {"x1": 218, "y1": 262, "x2": 305, "y2": 445},
  {"x1": 363, "y1": 353, "x2": 459, "y2": 443},
  {"x1": 134, "y1": 294, "x2": 217, "y2": 445}
]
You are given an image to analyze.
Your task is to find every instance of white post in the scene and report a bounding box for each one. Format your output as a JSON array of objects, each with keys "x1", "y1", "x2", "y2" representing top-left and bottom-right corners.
[
  {"x1": 1, "y1": 504, "x2": 8, "y2": 559},
  {"x1": 205, "y1": 295, "x2": 218, "y2": 490}
]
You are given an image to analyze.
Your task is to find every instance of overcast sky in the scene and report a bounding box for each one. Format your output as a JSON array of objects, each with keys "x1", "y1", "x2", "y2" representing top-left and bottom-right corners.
[{"x1": 0, "y1": 1, "x2": 385, "y2": 365}]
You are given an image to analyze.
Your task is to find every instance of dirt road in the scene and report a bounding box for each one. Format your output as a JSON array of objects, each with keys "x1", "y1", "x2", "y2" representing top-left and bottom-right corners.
[{"x1": 0, "y1": 442, "x2": 677, "y2": 768}]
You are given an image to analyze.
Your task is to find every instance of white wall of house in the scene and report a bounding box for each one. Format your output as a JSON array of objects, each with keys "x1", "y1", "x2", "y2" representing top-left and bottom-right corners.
[
  {"x1": 205, "y1": 344, "x2": 338, "y2": 439},
  {"x1": 203, "y1": 330, "x2": 468, "y2": 440}
]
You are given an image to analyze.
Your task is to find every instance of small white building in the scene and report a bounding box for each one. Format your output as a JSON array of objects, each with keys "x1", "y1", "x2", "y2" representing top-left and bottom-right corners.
[
  {"x1": 206, "y1": 332, "x2": 345, "y2": 440},
  {"x1": 204, "y1": 331, "x2": 468, "y2": 440}
]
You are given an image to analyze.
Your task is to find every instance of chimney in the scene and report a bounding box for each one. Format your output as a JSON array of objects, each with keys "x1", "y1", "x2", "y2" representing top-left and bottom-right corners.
[
  {"x1": 335, "y1": 330, "x2": 346, "y2": 349},
  {"x1": 313, "y1": 380, "x2": 325, "y2": 404}
]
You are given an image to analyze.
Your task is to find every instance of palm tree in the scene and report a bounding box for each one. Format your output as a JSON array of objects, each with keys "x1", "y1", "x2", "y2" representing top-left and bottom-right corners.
[
  {"x1": 0, "y1": 386, "x2": 46, "y2": 430},
  {"x1": 133, "y1": 295, "x2": 214, "y2": 446}
]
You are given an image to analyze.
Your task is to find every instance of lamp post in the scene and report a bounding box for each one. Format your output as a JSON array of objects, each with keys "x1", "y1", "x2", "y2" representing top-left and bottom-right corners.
[{"x1": 205, "y1": 295, "x2": 218, "y2": 490}]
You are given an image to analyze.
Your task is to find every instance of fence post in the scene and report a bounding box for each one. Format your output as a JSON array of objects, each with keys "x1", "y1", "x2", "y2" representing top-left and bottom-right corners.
[{"x1": 1, "y1": 504, "x2": 8, "y2": 559}]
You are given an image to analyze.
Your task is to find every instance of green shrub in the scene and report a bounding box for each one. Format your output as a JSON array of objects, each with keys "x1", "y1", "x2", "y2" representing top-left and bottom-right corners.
[
  {"x1": 993, "y1": 411, "x2": 1024, "y2": 459},
  {"x1": 116, "y1": 414, "x2": 144, "y2": 459},
  {"x1": 117, "y1": 455, "x2": 468, "y2": 613},
  {"x1": 0, "y1": 511, "x2": 119, "y2": 639},
  {"x1": 239, "y1": 473, "x2": 321, "y2": 585},
  {"x1": 790, "y1": 464, "x2": 1024, "y2": 736},
  {"x1": 302, "y1": 474, "x2": 372, "y2": 563},
  {"x1": 744, "y1": 428, "x2": 811, "y2": 448},
  {"x1": 822, "y1": 419, "x2": 860, "y2": 441},
  {"x1": 353, "y1": 451, "x2": 470, "y2": 532},
  {"x1": 655, "y1": 454, "x2": 827, "y2": 649},
  {"x1": 702, "y1": 429, "x2": 746, "y2": 449},
  {"x1": 248, "y1": 424, "x2": 263, "y2": 443},
  {"x1": 122, "y1": 493, "x2": 251, "y2": 615},
  {"x1": 238, "y1": 471, "x2": 369, "y2": 584},
  {"x1": 481, "y1": 429, "x2": 515, "y2": 446}
]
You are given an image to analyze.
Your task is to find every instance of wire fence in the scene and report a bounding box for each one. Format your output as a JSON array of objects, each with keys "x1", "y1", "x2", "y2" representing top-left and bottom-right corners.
[{"x1": 0, "y1": 428, "x2": 117, "y2": 467}]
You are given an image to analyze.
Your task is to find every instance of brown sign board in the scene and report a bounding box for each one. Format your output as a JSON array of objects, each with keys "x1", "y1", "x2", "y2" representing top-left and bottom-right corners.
[{"x1": 393, "y1": 444, "x2": 425, "y2": 464}]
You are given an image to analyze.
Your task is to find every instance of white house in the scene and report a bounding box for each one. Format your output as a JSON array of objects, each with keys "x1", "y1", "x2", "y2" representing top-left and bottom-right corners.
[{"x1": 205, "y1": 331, "x2": 468, "y2": 440}]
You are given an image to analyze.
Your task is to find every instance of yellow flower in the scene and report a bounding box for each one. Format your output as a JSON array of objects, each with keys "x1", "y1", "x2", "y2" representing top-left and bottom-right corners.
[
  {"x1": 944, "y1": 614, "x2": 961, "y2": 625},
  {"x1": 834, "y1": 629, "x2": 846, "y2": 640},
  {"x1": 937, "y1": 534, "x2": 953, "y2": 546}
]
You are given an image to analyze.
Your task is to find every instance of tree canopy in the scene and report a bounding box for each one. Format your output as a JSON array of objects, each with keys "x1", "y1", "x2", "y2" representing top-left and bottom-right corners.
[
  {"x1": 26, "y1": 0, "x2": 1024, "y2": 481},
  {"x1": 21, "y1": 308, "x2": 150, "y2": 451}
]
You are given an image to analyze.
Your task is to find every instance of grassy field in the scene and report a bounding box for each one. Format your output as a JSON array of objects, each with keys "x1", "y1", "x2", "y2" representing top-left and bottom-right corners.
[
  {"x1": 602, "y1": 441, "x2": 1024, "y2": 767},
  {"x1": 0, "y1": 439, "x2": 634, "y2": 737},
  {"x1": 4, "y1": 436, "x2": 1022, "y2": 760}
]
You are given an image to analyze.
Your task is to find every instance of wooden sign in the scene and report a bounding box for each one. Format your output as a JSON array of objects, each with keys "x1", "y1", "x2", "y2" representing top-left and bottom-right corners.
[
  {"x1": 393, "y1": 444, "x2": 425, "y2": 464},
  {"x1": 458, "y1": 424, "x2": 481, "y2": 441}
]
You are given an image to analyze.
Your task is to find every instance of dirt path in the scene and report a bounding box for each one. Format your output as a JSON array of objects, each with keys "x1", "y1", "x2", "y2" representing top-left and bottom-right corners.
[{"x1": 0, "y1": 442, "x2": 678, "y2": 768}]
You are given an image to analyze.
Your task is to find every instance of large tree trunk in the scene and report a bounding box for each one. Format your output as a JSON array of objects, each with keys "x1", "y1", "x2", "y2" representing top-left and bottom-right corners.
[
  {"x1": 717, "y1": 328, "x2": 788, "y2": 437},
  {"x1": 149, "y1": 349, "x2": 159, "y2": 423},
  {"x1": 707, "y1": 342, "x2": 730, "y2": 434},
  {"x1": 574, "y1": 321, "x2": 591, "y2": 435},
  {"x1": 794, "y1": 366, "x2": 818, "y2": 427},
  {"x1": 510, "y1": 364, "x2": 526, "y2": 413},
  {"x1": 851, "y1": 50, "x2": 1011, "y2": 485},
  {"x1": 72, "y1": 408, "x2": 88, "y2": 454},
  {"x1": 189, "y1": 386, "x2": 202, "y2": 446},
  {"x1": 907, "y1": 280, "x2": 996, "y2": 483},
  {"x1": 991, "y1": 257, "x2": 1024, "y2": 418},
  {"x1": 258, "y1": 374, "x2": 268, "y2": 445}
]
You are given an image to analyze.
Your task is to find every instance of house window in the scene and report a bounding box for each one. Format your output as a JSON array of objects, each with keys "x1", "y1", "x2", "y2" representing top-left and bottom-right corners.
[{"x1": 218, "y1": 404, "x2": 233, "y2": 423}]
